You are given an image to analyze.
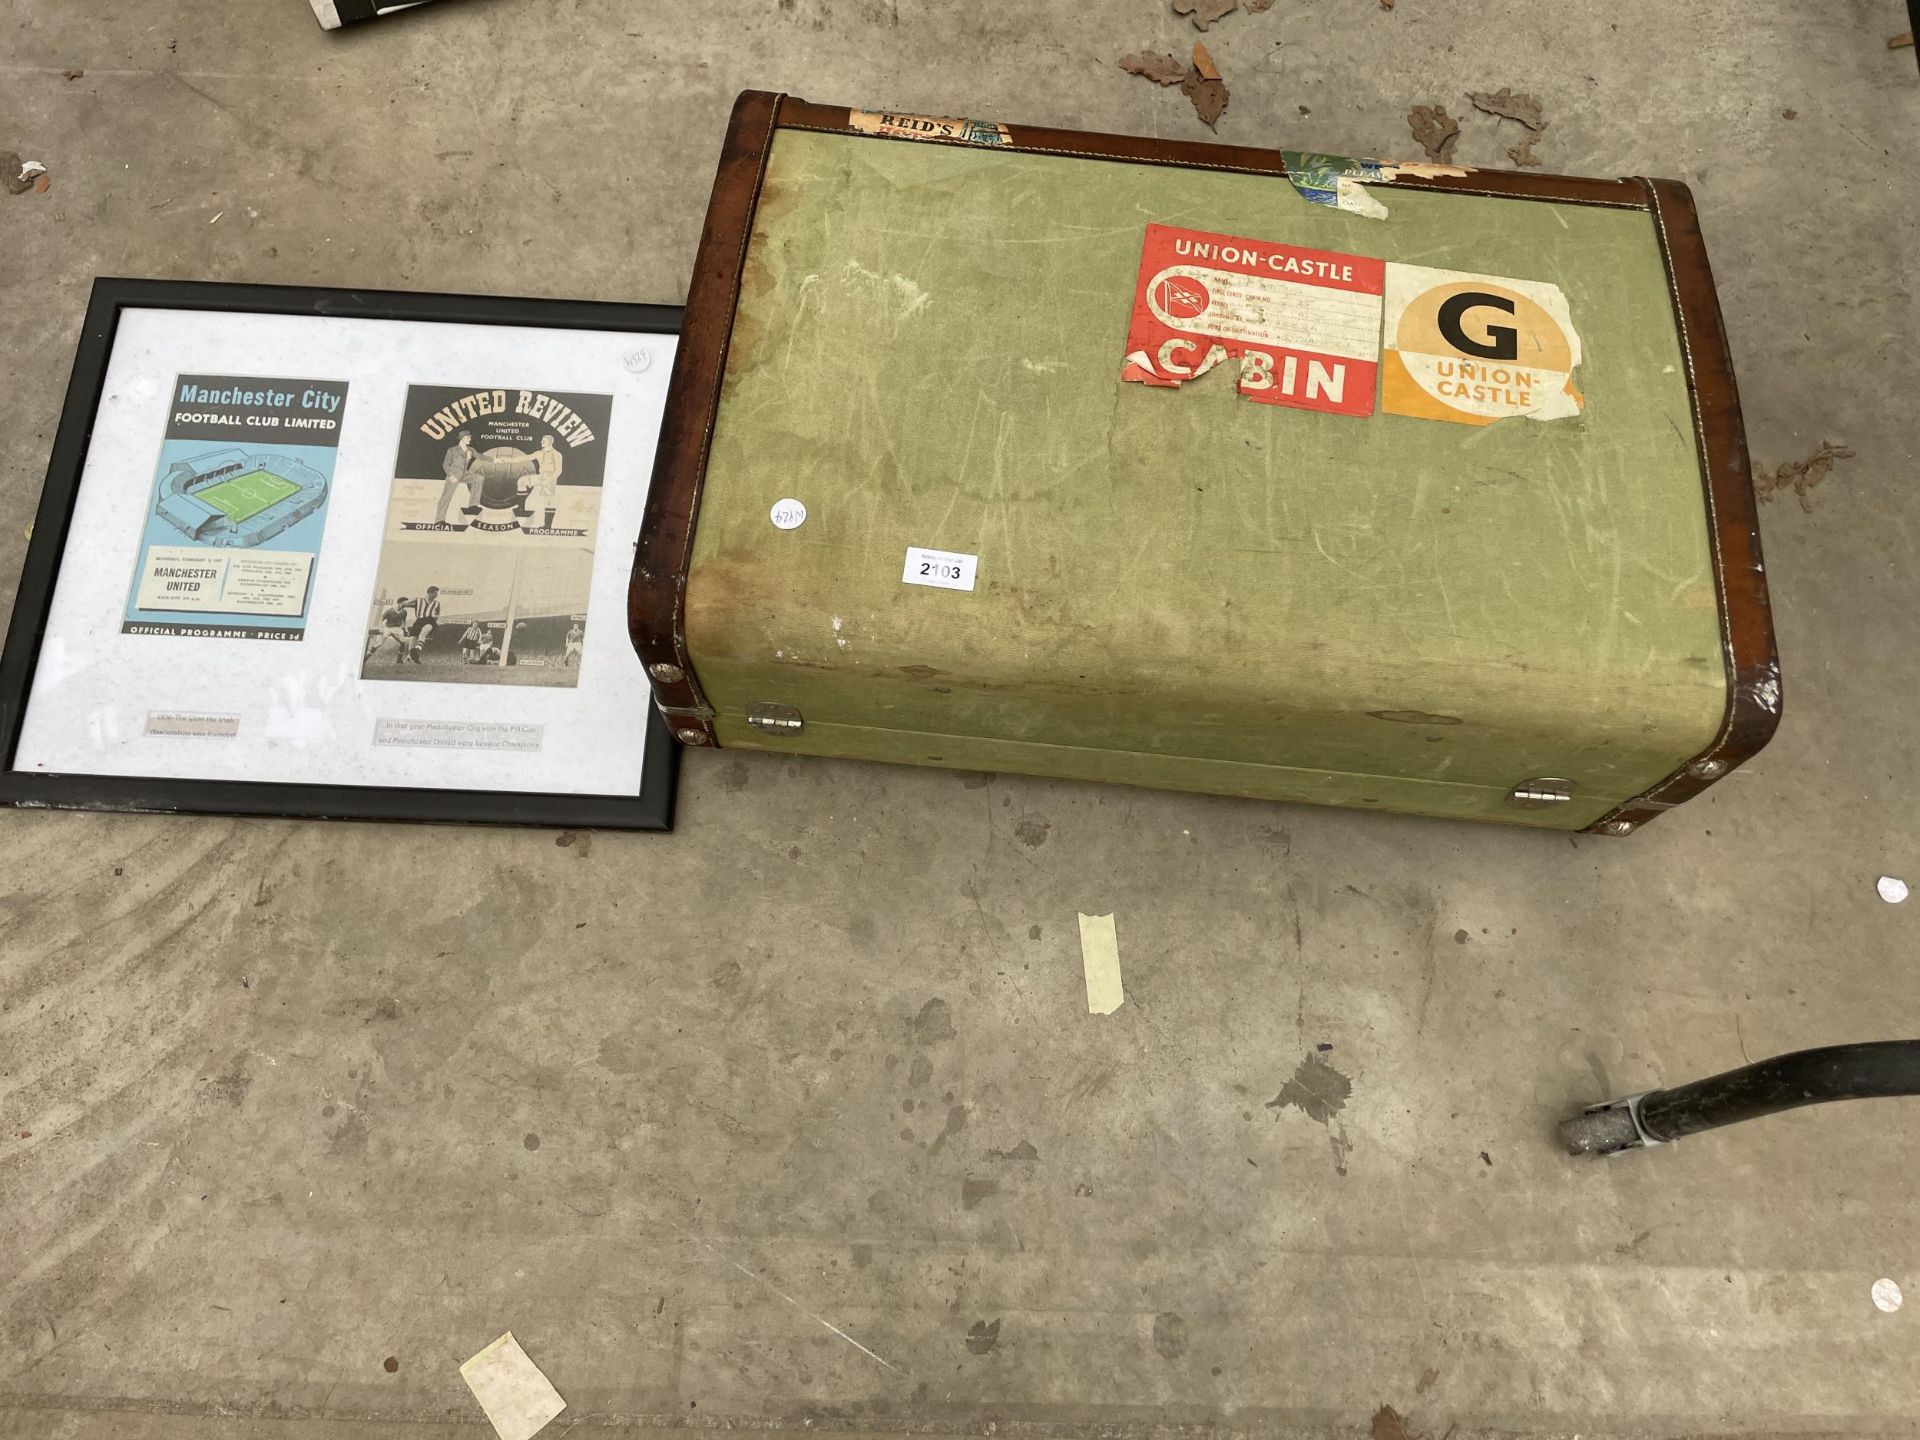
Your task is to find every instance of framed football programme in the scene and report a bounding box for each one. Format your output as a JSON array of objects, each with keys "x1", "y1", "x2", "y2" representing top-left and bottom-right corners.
[{"x1": 0, "y1": 278, "x2": 680, "y2": 829}]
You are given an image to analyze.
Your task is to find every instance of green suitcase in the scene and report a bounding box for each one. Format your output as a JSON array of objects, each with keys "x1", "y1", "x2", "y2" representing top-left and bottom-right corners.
[{"x1": 630, "y1": 93, "x2": 1778, "y2": 833}]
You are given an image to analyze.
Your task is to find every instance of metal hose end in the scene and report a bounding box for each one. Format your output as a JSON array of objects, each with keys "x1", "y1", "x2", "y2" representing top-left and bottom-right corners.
[{"x1": 1559, "y1": 1104, "x2": 1647, "y2": 1157}]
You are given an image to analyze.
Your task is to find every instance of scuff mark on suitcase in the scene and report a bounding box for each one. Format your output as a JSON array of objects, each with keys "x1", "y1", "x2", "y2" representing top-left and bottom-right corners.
[
  {"x1": 840, "y1": 259, "x2": 931, "y2": 318},
  {"x1": 1742, "y1": 669, "x2": 1781, "y2": 714},
  {"x1": 1367, "y1": 709, "x2": 1463, "y2": 726}
]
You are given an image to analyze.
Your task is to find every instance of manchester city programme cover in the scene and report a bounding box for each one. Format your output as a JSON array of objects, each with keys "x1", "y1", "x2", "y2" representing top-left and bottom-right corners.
[{"x1": 123, "y1": 374, "x2": 349, "y2": 641}]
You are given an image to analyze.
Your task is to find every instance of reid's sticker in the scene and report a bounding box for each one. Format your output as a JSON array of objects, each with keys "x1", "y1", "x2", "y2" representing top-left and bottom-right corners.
[
  {"x1": 1120, "y1": 224, "x2": 1384, "y2": 417},
  {"x1": 902, "y1": 546, "x2": 977, "y2": 592},
  {"x1": 849, "y1": 110, "x2": 1009, "y2": 146},
  {"x1": 770, "y1": 498, "x2": 807, "y2": 530},
  {"x1": 1380, "y1": 263, "x2": 1584, "y2": 425}
]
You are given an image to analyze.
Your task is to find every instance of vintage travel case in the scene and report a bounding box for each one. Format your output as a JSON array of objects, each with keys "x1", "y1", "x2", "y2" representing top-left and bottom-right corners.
[{"x1": 629, "y1": 92, "x2": 1779, "y2": 833}]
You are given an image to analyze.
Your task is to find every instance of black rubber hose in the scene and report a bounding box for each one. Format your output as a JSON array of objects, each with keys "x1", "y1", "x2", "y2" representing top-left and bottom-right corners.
[{"x1": 1636, "y1": 1041, "x2": 1920, "y2": 1143}]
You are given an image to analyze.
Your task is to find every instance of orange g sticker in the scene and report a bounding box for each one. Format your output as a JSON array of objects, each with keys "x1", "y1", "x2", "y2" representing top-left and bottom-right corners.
[{"x1": 1380, "y1": 263, "x2": 1584, "y2": 425}]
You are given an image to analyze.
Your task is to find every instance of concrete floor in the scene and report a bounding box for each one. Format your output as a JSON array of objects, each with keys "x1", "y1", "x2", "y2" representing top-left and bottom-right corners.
[{"x1": 3, "y1": 1, "x2": 1919, "y2": 1436}]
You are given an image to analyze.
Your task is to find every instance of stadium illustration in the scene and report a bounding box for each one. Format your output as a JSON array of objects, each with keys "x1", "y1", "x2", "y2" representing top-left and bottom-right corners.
[{"x1": 152, "y1": 446, "x2": 330, "y2": 548}]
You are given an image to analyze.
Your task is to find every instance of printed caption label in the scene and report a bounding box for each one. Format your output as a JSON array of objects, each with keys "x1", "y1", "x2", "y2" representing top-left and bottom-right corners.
[
  {"x1": 1121, "y1": 223, "x2": 1385, "y2": 417},
  {"x1": 902, "y1": 546, "x2": 978, "y2": 592},
  {"x1": 145, "y1": 711, "x2": 240, "y2": 739},
  {"x1": 373, "y1": 717, "x2": 545, "y2": 752}
]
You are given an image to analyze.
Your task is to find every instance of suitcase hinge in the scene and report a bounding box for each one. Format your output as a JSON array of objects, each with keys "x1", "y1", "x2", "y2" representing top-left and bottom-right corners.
[
  {"x1": 1507, "y1": 777, "x2": 1575, "y2": 809},
  {"x1": 747, "y1": 703, "x2": 804, "y2": 734}
]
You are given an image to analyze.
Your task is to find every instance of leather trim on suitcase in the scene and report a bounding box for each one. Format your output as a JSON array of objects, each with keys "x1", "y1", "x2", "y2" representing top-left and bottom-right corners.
[
  {"x1": 628, "y1": 89, "x2": 785, "y2": 746},
  {"x1": 1581, "y1": 177, "x2": 1781, "y2": 835},
  {"x1": 775, "y1": 97, "x2": 1654, "y2": 211},
  {"x1": 629, "y1": 91, "x2": 1779, "y2": 830}
]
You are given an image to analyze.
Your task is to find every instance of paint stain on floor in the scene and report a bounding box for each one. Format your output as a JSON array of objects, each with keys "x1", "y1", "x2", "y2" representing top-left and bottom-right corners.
[
  {"x1": 966, "y1": 1318, "x2": 1001, "y2": 1354},
  {"x1": 1266, "y1": 1053, "x2": 1353, "y2": 1123}
]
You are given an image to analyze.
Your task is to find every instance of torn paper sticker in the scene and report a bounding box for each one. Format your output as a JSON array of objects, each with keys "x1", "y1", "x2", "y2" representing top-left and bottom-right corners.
[
  {"x1": 849, "y1": 109, "x2": 1009, "y2": 146},
  {"x1": 459, "y1": 1332, "x2": 566, "y2": 1440},
  {"x1": 1380, "y1": 262, "x2": 1584, "y2": 424},
  {"x1": 1120, "y1": 223, "x2": 1384, "y2": 417},
  {"x1": 1078, "y1": 912, "x2": 1124, "y2": 1015},
  {"x1": 1282, "y1": 150, "x2": 1470, "y2": 221}
]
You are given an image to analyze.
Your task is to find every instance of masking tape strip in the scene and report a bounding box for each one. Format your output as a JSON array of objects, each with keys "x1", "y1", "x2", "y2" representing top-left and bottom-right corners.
[{"x1": 1078, "y1": 912, "x2": 1124, "y2": 1015}]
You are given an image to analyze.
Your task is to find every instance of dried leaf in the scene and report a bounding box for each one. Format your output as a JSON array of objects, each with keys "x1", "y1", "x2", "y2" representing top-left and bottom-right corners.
[
  {"x1": 1191, "y1": 40, "x2": 1220, "y2": 81},
  {"x1": 1507, "y1": 132, "x2": 1543, "y2": 167},
  {"x1": 1754, "y1": 441, "x2": 1855, "y2": 512},
  {"x1": 1372, "y1": 1406, "x2": 1415, "y2": 1440},
  {"x1": 1467, "y1": 86, "x2": 1546, "y2": 132},
  {"x1": 1245, "y1": 0, "x2": 1275, "y2": 9},
  {"x1": 1407, "y1": 104, "x2": 1461, "y2": 163},
  {"x1": 1181, "y1": 68, "x2": 1229, "y2": 129},
  {"x1": 1379, "y1": 0, "x2": 1395, "y2": 8},
  {"x1": 61, "y1": 67, "x2": 84, "y2": 80},
  {"x1": 1172, "y1": 0, "x2": 1237, "y2": 31},
  {"x1": 1118, "y1": 50, "x2": 1189, "y2": 86},
  {"x1": 1891, "y1": 31, "x2": 1914, "y2": 49}
]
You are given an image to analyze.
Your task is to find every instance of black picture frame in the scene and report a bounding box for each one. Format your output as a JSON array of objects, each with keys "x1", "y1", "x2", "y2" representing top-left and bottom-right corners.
[{"x1": 0, "y1": 277, "x2": 680, "y2": 831}]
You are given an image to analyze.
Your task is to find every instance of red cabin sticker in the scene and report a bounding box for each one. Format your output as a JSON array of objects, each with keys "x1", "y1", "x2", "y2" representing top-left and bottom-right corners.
[{"x1": 1120, "y1": 223, "x2": 1385, "y2": 417}]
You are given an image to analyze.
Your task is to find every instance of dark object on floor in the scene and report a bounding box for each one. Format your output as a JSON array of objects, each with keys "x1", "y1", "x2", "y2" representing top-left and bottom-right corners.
[
  {"x1": 309, "y1": 0, "x2": 444, "y2": 28},
  {"x1": 1561, "y1": 1041, "x2": 1920, "y2": 1156}
]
